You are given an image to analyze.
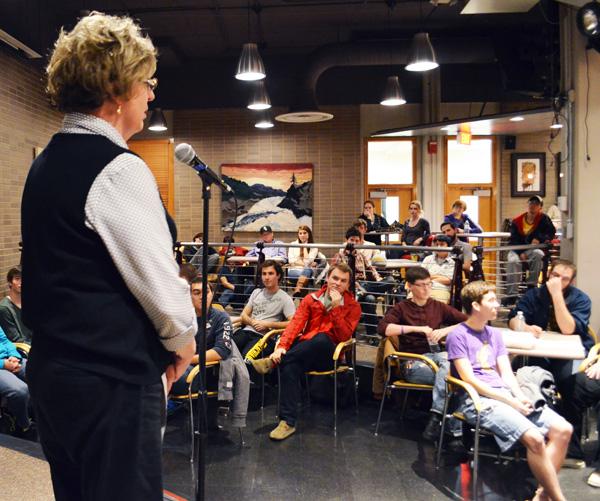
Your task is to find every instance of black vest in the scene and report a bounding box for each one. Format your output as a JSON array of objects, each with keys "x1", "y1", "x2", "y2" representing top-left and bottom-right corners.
[{"x1": 21, "y1": 133, "x2": 173, "y2": 384}]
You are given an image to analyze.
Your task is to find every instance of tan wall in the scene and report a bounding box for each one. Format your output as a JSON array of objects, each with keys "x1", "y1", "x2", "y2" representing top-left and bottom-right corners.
[
  {"x1": 0, "y1": 48, "x2": 62, "y2": 291},
  {"x1": 499, "y1": 131, "x2": 558, "y2": 223},
  {"x1": 173, "y1": 106, "x2": 362, "y2": 251}
]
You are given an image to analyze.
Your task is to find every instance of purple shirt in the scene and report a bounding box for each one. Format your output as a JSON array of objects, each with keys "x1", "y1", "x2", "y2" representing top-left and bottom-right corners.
[{"x1": 446, "y1": 323, "x2": 508, "y2": 389}]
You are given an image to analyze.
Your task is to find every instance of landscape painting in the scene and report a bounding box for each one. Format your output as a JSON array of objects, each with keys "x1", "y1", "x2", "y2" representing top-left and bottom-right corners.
[{"x1": 221, "y1": 163, "x2": 313, "y2": 232}]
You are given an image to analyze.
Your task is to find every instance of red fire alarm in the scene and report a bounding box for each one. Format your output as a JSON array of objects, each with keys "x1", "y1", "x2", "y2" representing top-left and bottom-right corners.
[{"x1": 427, "y1": 140, "x2": 438, "y2": 154}]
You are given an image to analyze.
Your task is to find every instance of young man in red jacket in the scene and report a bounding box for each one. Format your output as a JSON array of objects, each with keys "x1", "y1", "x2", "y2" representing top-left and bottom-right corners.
[{"x1": 252, "y1": 263, "x2": 361, "y2": 440}]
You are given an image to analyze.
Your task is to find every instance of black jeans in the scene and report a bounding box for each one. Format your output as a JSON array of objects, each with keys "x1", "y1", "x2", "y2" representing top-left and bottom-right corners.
[
  {"x1": 29, "y1": 361, "x2": 164, "y2": 501},
  {"x1": 234, "y1": 328, "x2": 271, "y2": 359},
  {"x1": 559, "y1": 371, "x2": 600, "y2": 464},
  {"x1": 279, "y1": 333, "x2": 335, "y2": 426}
]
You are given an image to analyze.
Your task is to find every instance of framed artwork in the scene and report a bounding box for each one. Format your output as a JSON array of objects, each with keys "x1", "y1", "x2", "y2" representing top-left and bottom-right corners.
[
  {"x1": 510, "y1": 152, "x2": 545, "y2": 197},
  {"x1": 220, "y1": 163, "x2": 313, "y2": 231}
]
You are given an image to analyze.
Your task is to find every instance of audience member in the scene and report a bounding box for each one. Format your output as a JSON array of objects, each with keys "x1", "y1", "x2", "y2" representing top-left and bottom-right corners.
[
  {"x1": 246, "y1": 226, "x2": 287, "y2": 260},
  {"x1": 447, "y1": 281, "x2": 572, "y2": 501},
  {"x1": 170, "y1": 278, "x2": 233, "y2": 395},
  {"x1": 559, "y1": 356, "x2": 600, "y2": 487},
  {"x1": 332, "y1": 227, "x2": 394, "y2": 336},
  {"x1": 443, "y1": 199, "x2": 482, "y2": 233},
  {"x1": 358, "y1": 200, "x2": 390, "y2": 245},
  {"x1": 234, "y1": 260, "x2": 295, "y2": 358},
  {"x1": 505, "y1": 196, "x2": 556, "y2": 303},
  {"x1": 352, "y1": 219, "x2": 381, "y2": 262},
  {"x1": 179, "y1": 263, "x2": 198, "y2": 284},
  {"x1": 401, "y1": 200, "x2": 430, "y2": 247},
  {"x1": 0, "y1": 326, "x2": 35, "y2": 440},
  {"x1": 187, "y1": 233, "x2": 220, "y2": 273},
  {"x1": 440, "y1": 221, "x2": 473, "y2": 273},
  {"x1": 374, "y1": 266, "x2": 467, "y2": 440},
  {"x1": 508, "y1": 259, "x2": 592, "y2": 381},
  {"x1": 0, "y1": 266, "x2": 32, "y2": 343},
  {"x1": 251, "y1": 263, "x2": 361, "y2": 440},
  {"x1": 219, "y1": 235, "x2": 247, "y2": 257},
  {"x1": 421, "y1": 235, "x2": 455, "y2": 303},
  {"x1": 288, "y1": 225, "x2": 318, "y2": 297}
]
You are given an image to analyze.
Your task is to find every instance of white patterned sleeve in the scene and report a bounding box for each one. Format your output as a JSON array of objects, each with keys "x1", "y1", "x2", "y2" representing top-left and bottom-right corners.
[{"x1": 85, "y1": 152, "x2": 197, "y2": 352}]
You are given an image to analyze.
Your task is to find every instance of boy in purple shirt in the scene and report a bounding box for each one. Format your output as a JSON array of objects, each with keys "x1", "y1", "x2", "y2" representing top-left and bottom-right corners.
[{"x1": 446, "y1": 281, "x2": 572, "y2": 501}]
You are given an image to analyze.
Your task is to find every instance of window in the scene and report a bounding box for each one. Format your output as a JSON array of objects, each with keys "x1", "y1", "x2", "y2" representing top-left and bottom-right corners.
[
  {"x1": 447, "y1": 139, "x2": 493, "y2": 184},
  {"x1": 367, "y1": 140, "x2": 413, "y2": 185}
]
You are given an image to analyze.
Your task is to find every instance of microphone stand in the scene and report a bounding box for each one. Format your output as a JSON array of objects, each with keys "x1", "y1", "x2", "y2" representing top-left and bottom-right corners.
[{"x1": 194, "y1": 172, "x2": 212, "y2": 501}]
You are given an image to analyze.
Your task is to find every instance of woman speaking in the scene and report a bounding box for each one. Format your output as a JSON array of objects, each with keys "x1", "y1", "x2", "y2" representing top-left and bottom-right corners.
[{"x1": 21, "y1": 12, "x2": 196, "y2": 500}]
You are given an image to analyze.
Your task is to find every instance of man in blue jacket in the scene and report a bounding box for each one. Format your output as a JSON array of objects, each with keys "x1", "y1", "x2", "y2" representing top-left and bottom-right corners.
[
  {"x1": 508, "y1": 259, "x2": 592, "y2": 381},
  {"x1": 0, "y1": 326, "x2": 35, "y2": 440}
]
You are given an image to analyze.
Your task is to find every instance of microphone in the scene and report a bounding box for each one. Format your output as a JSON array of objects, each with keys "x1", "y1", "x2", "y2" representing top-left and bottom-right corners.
[{"x1": 174, "y1": 143, "x2": 231, "y2": 192}]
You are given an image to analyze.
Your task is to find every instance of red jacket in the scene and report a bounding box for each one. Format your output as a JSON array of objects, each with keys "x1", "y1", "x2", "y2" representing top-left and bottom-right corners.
[{"x1": 278, "y1": 286, "x2": 361, "y2": 351}]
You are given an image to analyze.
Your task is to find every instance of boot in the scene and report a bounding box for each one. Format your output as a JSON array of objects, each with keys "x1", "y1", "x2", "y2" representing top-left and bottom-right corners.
[{"x1": 293, "y1": 275, "x2": 310, "y2": 297}]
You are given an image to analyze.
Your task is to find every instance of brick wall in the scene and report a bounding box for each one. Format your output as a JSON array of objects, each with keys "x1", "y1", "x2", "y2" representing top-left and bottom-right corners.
[
  {"x1": 499, "y1": 131, "x2": 558, "y2": 223},
  {"x1": 0, "y1": 48, "x2": 62, "y2": 293},
  {"x1": 173, "y1": 106, "x2": 362, "y2": 252}
]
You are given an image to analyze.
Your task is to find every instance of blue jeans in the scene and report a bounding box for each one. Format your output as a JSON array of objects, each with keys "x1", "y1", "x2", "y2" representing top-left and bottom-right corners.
[
  {"x1": 402, "y1": 352, "x2": 461, "y2": 436},
  {"x1": 358, "y1": 277, "x2": 395, "y2": 335},
  {"x1": 288, "y1": 267, "x2": 313, "y2": 280},
  {"x1": 0, "y1": 359, "x2": 30, "y2": 428}
]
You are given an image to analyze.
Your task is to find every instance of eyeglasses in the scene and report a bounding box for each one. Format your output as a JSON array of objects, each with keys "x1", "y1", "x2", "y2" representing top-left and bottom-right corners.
[
  {"x1": 412, "y1": 281, "x2": 433, "y2": 288},
  {"x1": 144, "y1": 78, "x2": 158, "y2": 92}
]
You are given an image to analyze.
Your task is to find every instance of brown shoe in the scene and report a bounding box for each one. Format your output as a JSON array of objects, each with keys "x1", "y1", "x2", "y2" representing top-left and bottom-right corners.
[
  {"x1": 269, "y1": 420, "x2": 296, "y2": 441},
  {"x1": 251, "y1": 357, "x2": 274, "y2": 375}
]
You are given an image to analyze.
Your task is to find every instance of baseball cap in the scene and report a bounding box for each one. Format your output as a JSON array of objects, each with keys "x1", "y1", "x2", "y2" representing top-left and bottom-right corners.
[
  {"x1": 527, "y1": 195, "x2": 543, "y2": 205},
  {"x1": 259, "y1": 225, "x2": 273, "y2": 234}
]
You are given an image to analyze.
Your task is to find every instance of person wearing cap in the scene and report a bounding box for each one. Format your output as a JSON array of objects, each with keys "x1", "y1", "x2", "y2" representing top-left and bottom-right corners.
[
  {"x1": 505, "y1": 196, "x2": 556, "y2": 304},
  {"x1": 246, "y1": 225, "x2": 287, "y2": 261},
  {"x1": 421, "y1": 235, "x2": 456, "y2": 304}
]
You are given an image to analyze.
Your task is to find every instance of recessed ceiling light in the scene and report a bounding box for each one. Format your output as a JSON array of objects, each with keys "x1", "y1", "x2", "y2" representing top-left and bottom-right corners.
[{"x1": 510, "y1": 116, "x2": 525, "y2": 122}]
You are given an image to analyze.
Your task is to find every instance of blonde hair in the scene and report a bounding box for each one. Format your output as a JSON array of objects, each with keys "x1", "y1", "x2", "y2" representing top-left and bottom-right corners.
[
  {"x1": 408, "y1": 200, "x2": 422, "y2": 212},
  {"x1": 46, "y1": 11, "x2": 157, "y2": 112},
  {"x1": 452, "y1": 199, "x2": 467, "y2": 211}
]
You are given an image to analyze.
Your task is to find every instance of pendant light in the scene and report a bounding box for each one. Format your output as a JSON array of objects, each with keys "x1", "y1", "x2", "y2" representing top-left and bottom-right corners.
[
  {"x1": 235, "y1": 43, "x2": 266, "y2": 81},
  {"x1": 148, "y1": 108, "x2": 167, "y2": 132},
  {"x1": 247, "y1": 81, "x2": 271, "y2": 110},
  {"x1": 235, "y1": 1, "x2": 266, "y2": 81},
  {"x1": 380, "y1": 76, "x2": 406, "y2": 106},
  {"x1": 405, "y1": 32, "x2": 438, "y2": 72},
  {"x1": 255, "y1": 112, "x2": 274, "y2": 129}
]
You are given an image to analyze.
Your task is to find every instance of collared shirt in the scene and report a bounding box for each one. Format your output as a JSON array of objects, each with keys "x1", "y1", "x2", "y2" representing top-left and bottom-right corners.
[
  {"x1": 422, "y1": 254, "x2": 455, "y2": 291},
  {"x1": 246, "y1": 239, "x2": 288, "y2": 260},
  {"x1": 59, "y1": 113, "x2": 197, "y2": 353}
]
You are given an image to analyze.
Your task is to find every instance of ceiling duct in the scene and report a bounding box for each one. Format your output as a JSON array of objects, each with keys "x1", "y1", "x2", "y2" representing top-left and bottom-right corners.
[{"x1": 277, "y1": 37, "x2": 497, "y2": 123}]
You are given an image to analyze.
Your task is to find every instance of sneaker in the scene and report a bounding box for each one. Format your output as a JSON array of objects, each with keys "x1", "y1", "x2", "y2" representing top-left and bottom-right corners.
[
  {"x1": 422, "y1": 413, "x2": 442, "y2": 442},
  {"x1": 587, "y1": 470, "x2": 600, "y2": 488},
  {"x1": 269, "y1": 420, "x2": 296, "y2": 441},
  {"x1": 562, "y1": 457, "x2": 586, "y2": 469},
  {"x1": 251, "y1": 357, "x2": 274, "y2": 375}
]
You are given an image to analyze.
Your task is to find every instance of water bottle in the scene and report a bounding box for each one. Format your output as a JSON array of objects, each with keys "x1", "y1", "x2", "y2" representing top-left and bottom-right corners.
[
  {"x1": 516, "y1": 311, "x2": 525, "y2": 332},
  {"x1": 464, "y1": 220, "x2": 471, "y2": 234}
]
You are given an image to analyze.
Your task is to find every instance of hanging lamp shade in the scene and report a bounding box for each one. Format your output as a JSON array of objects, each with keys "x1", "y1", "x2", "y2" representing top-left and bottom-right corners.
[
  {"x1": 235, "y1": 42, "x2": 266, "y2": 81},
  {"x1": 255, "y1": 111, "x2": 274, "y2": 129},
  {"x1": 148, "y1": 108, "x2": 167, "y2": 131},
  {"x1": 380, "y1": 76, "x2": 406, "y2": 106},
  {"x1": 405, "y1": 32, "x2": 439, "y2": 72},
  {"x1": 247, "y1": 81, "x2": 271, "y2": 110}
]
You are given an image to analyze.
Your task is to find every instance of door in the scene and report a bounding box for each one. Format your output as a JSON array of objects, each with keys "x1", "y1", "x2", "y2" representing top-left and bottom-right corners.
[{"x1": 128, "y1": 139, "x2": 175, "y2": 215}]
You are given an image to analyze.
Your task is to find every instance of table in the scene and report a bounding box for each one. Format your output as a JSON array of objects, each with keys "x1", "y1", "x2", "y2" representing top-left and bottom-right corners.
[
  {"x1": 366, "y1": 231, "x2": 402, "y2": 245},
  {"x1": 466, "y1": 232, "x2": 510, "y2": 247},
  {"x1": 500, "y1": 328, "x2": 586, "y2": 361},
  {"x1": 226, "y1": 256, "x2": 286, "y2": 264},
  {"x1": 373, "y1": 259, "x2": 421, "y2": 270}
]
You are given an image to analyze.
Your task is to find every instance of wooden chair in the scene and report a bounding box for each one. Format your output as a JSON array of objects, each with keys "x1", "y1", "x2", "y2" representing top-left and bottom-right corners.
[
  {"x1": 13, "y1": 342, "x2": 30, "y2": 358},
  {"x1": 374, "y1": 337, "x2": 439, "y2": 436}
]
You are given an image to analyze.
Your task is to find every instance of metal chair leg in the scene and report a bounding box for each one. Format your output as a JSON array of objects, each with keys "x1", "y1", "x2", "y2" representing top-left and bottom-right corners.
[
  {"x1": 473, "y1": 417, "x2": 481, "y2": 501},
  {"x1": 238, "y1": 427, "x2": 245, "y2": 447},
  {"x1": 261, "y1": 373, "x2": 265, "y2": 409},
  {"x1": 334, "y1": 366, "x2": 338, "y2": 435},
  {"x1": 352, "y1": 368, "x2": 359, "y2": 413},
  {"x1": 374, "y1": 387, "x2": 388, "y2": 436},
  {"x1": 188, "y1": 390, "x2": 195, "y2": 464},
  {"x1": 400, "y1": 389, "x2": 409, "y2": 419},
  {"x1": 436, "y1": 390, "x2": 451, "y2": 468}
]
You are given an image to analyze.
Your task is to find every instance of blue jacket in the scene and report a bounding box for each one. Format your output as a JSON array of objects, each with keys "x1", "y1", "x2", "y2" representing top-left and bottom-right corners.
[
  {"x1": 443, "y1": 213, "x2": 482, "y2": 233},
  {"x1": 508, "y1": 285, "x2": 593, "y2": 351},
  {"x1": 0, "y1": 326, "x2": 21, "y2": 361}
]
